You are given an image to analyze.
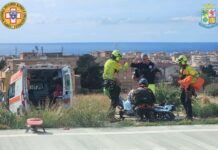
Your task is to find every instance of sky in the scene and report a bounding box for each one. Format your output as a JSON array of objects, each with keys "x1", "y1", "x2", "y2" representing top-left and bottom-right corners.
[{"x1": 0, "y1": 0, "x2": 218, "y2": 43}]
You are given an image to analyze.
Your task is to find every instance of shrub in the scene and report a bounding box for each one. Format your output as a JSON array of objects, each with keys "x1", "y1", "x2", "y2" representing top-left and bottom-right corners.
[
  {"x1": 0, "y1": 109, "x2": 16, "y2": 128},
  {"x1": 27, "y1": 108, "x2": 64, "y2": 128},
  {"x1": 192, "y1": 101, "x2": 201, "y2": 117},
  {"x1": 0, "y1": 124, "x2": 10, "y2": 129},
  {"x1": 200, "y1": 96, "x2": 211, "y2": 104},
  {"x1": 193, "y1": 101, "x2": 218, "y2": 118},
  {"x1": 0, "y1": 94, "x2": 110, "y2": 129},
  {"x1": 14, "y1": 116, "x2": 26, "y2": 129},
  {"x1": 62, "y1": 94, "x2": 109, "y2": 127},
  {"x1": 21, "y1": 94, "x2": 110, "y2": 128},
  {"x1": 155, "y1": 83, "x2": 181, "y2": 107},
  {"x1": 204, "y1": 83, "x2": 218, "y2": 97}
]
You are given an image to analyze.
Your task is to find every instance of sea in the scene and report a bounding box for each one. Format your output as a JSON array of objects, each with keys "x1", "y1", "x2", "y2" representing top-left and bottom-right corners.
[{"x1": 0, "y1": 42, "x2": 218, "y2": 55}]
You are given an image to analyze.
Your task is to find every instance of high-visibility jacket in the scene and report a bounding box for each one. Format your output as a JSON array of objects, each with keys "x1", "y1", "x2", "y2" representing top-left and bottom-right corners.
[
  {"x1": 103, "y1": 59, "x2": 128, "y2": 80},
  {"x1": 178, "y1": 65, "x2": 204, "y2": 90},
  {"x1": 179, "y1": 65, "x2": 199, "y2": 83}
]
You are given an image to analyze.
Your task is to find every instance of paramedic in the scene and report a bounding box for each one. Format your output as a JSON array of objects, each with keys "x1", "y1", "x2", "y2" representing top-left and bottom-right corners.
[
  {"x1": 177, "y1": 55, "x2": 199, "y2": 120},
  {"x1": 103, "y1": 50, "x2": 128, "y2": 121}
]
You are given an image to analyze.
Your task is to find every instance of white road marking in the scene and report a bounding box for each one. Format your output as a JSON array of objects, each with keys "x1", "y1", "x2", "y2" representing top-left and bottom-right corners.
[{"x1": 0, "y1": 128, "x2": 218, "y2": 138}]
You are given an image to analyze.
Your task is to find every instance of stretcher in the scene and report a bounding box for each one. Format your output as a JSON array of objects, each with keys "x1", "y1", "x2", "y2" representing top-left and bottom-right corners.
[{"x1": 26, "y1": 118, "x2": 46, "y2": 133}]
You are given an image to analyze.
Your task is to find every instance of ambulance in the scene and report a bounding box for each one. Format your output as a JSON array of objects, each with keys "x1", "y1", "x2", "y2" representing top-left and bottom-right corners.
[{"x1": 7, "y1": 64, "x2": 73, "y2": 114}]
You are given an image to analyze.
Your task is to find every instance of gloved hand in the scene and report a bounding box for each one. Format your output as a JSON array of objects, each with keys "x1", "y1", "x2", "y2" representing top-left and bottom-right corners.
[{"x1": 123, "y1": 62, "x2": 129, "y2": 69}]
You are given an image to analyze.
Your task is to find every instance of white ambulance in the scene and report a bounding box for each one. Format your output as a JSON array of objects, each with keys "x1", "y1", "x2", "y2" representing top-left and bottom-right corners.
[{"x1": 7, "y1": 64, "x2": 73, "y2": 114}]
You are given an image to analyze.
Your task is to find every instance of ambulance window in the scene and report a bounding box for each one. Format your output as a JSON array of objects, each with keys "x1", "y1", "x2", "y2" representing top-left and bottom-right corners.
[
  {"x1": 64, "y1": 74, "x2": 70, "y2": 91},
  {"x1": 9, "y1": 83, "x2": 15, "y2": 98}
]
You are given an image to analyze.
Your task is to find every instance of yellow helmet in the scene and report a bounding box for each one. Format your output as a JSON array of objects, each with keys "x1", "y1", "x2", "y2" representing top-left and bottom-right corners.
[
  {"x1": 112, "y1": 50, "x2": 122, "y2": 61},
  {"x1": 177, "y1": 55, "x2": 187, "y2": 65}
]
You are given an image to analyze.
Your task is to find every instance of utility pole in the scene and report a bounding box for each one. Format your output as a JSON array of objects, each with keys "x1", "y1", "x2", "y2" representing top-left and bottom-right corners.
[
  {"x1": 14, "y1": 48, "x2": 18, "y2": 58},
  {"x1": 61, "y1": 47, "x2": 64, "y2": 55}
]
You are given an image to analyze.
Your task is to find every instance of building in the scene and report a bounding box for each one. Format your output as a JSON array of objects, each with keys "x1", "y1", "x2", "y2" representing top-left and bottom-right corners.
[
  {"x1": 90, "y1": 51, "x2": 111, "y2": 58},
  {"x1": 156, "y1": 63, "x2": 179, "y2": 81},
  {"x1": 191, "y1": 55, "x2": 208, "y2": 67},
  {"x1": 191, "y1": 52, "x2": 218, "y2": 73},
  {"x1": 7, "y1": 52, "x2": 78, "y2": 72},
  {"x1": 207, "y1": 54, "x2": 218, "y2": 62},
  {"x1": 0, "y1": 71, "x2": 13, "y2": 94},
  {"x1": 211, "y1": 62, "x2": 218, "y2": 73},
  {"x1": 123, "y1": 52, "x2": 142, "y2": 59}
]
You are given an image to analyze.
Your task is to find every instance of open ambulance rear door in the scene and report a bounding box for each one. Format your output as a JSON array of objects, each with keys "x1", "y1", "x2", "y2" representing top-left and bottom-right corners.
[
  {"x1": 8, "y1": 70, "x2": 24, "y2": 114},
  {"x1": 62, "y1": 66, "x2": 73, "y2": 106}
]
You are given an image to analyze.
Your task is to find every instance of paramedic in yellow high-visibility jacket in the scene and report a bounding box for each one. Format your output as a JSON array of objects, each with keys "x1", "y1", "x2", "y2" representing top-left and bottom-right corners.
[
  {"x1": 103, "y1": 50, "x2": 128, "y2": 121},
  {"x1": 177, "y1": 55, "x2": 199, "y2": 120}
]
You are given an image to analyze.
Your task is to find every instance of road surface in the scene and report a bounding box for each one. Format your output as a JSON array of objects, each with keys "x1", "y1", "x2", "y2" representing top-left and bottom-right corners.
[{"x1": 0, "y1": 125, "x2": 218, "y2": 150}]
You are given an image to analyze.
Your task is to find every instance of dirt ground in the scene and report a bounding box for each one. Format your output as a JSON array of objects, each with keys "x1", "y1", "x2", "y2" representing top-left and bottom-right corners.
[{"x1": 197, "y1": 94, "x2": 218, "y2": 104}]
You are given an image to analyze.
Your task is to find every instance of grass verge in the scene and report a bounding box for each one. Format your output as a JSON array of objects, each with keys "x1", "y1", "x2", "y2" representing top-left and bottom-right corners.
[{"x1": 0, "y1": 94, "x2": 218, "y2": 129}]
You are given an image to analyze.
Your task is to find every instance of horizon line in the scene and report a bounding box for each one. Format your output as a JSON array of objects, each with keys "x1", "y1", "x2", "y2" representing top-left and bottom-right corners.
[{"x1": 1, "y1": 42, "x2": 218, "y2": 44}]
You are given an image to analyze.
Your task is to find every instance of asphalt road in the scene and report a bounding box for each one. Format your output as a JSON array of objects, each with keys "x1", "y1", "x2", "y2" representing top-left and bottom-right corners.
[{"x1": 0, "y1": 125, "x2": 218, "y2": 150}]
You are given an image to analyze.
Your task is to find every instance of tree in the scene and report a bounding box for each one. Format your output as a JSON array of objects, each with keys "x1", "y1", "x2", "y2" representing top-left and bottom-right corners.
[
  {"x1": 75, "y1": 54, "x2": 103, "y2": 90},
  {"x1": 76, "y1": 54, "x2": 97, "y2": 73},
  {"x1": 0, "y1": 59, "x2": 6, "y2": 70},
  {"x1": 200, "y1": 64, "x2": 217, "y2": 77}
]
